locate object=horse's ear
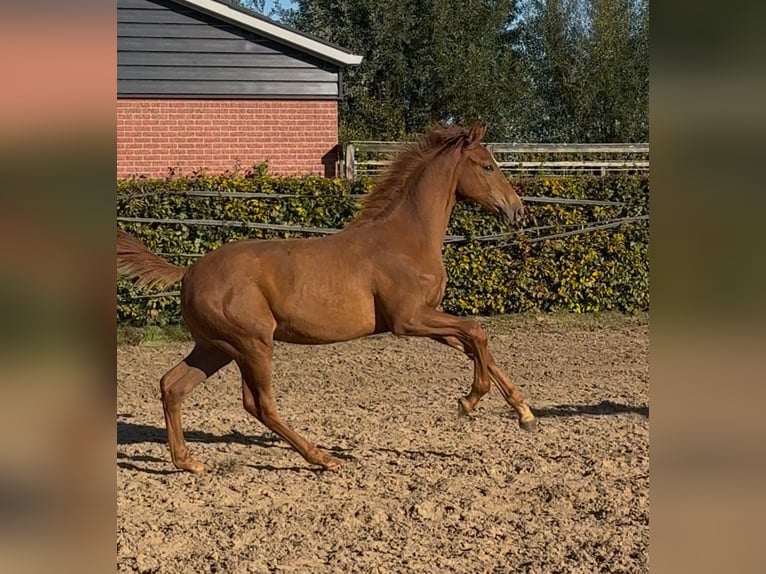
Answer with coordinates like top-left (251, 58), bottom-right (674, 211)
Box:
top-left (466, 122), bottom-right (488, 148)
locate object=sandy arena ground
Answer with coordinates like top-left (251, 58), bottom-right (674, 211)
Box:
top-left (117, 314), bottom-right (648, 573)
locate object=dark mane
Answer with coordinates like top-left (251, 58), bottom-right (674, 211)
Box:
top-left (347, 124), bottom-right (469, 227)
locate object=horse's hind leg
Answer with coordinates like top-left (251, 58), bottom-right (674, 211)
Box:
top-left (430, 334), bottom-right (536, 430)
top-left (160, 344), bottom-right (231, 472)
top-left (237, 339), bottom-right (343, 471)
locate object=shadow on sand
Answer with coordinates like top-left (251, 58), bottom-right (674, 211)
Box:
top-left (117, 421), bottom-right (285, 448)
top-left (533, 399), bottom-right (648, 418)
top-left (117, 421), bottom-right (356, 474)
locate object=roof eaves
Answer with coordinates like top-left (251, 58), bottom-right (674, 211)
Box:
top-left (169, 0), bottom-right (363, 67)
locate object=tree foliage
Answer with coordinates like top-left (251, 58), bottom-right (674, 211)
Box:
top-left (275, 1), bottom-right (521, 141)
top-left (514, 0), bottom-right (648, 141)
top-left (267, 0), bottom-right (648, 143)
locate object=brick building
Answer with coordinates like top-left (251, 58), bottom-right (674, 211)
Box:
top-left (117, 0), bottom-right (362, 178)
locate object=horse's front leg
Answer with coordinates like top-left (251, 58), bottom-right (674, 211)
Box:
top-left (430, 334), bottom-right (537, 431)
top-left (428, 335), bottom-right (488, 413)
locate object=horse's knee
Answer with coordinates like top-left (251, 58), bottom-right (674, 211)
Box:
top-left (464, 321), bottom-right (487, 347)
top-left (160, 372), bottom-right (178, 403)
top-left (161, 365), bottom-right (203, 405)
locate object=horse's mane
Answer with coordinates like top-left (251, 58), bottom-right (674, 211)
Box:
top-left (348, 124), bottom-right (477, 227)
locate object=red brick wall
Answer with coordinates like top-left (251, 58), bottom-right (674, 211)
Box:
top-left (116, 99), bottom-right (339, 178)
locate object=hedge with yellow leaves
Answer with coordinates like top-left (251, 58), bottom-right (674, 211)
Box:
top-left (117, 171), bottom-right (647, 325)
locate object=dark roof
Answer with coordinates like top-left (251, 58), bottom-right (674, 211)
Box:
top-left (170, 0), bottom-right (362, 66)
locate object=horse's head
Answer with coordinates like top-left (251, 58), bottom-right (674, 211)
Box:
top-left (455, 123), bottom-right (524, 225)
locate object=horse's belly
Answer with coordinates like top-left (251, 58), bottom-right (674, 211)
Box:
top-left (273, 307), bottom-right (378, 344)
top-left (270, 288), bottom-right (379, 344)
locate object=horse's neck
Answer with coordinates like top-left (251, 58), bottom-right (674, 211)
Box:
top-left (387, 151), bottom-right (460, 257)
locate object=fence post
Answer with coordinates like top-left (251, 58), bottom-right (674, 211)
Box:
top-left (344, 143), bottom-right (356, 180)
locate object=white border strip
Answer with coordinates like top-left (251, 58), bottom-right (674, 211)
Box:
top-left (173, 0), bottom-right (363, 66)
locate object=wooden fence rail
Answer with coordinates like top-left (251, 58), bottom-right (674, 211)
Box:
top-left (116, 214), bottom-right (648, 247)
top-left (116, 189), bottom-right (624, 207)
top-left (342, 142), bottom-right (649, 179)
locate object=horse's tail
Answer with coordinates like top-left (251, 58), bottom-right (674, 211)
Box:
top-left (116, 230), bottom-right (187, 290)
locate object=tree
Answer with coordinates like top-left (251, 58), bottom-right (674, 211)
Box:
top-left (514, 0), bottom-right (648, 142)
top-left (276, 0), bottom-right (648, 142)
top-left (581, 0), bottom-right (648, 141)
top-left (279, 1), bottom-right (523, 141)
top-left (514, 0), bottom-right (589, 141)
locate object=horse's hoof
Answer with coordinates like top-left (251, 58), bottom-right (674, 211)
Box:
top-left (519, 418), bottom-right (538, 432)
top-left (319, 454), bottom-right (343, 472)
top-left (174, 459), bottom-right (207, 473)
top-left (457, 398), bottom-right (473, 416)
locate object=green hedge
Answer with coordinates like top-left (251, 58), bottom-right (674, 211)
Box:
top-left (117, 170), bottom-right (648, 325)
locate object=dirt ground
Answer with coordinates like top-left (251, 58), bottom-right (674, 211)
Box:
top-left (117, 314), bottom-right (648, 573)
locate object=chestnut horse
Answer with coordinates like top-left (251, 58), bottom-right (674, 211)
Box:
top-left (117, 123), bottom-right (536, 473)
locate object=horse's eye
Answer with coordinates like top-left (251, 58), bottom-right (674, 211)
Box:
top-left (483, 164), bottom-right (494, 172)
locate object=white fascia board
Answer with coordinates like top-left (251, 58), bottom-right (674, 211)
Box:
top-left (172, 0), bottom-right (363, 67)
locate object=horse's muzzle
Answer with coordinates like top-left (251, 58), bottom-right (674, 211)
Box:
top-left (501, 202), bottom-right (525, 225)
